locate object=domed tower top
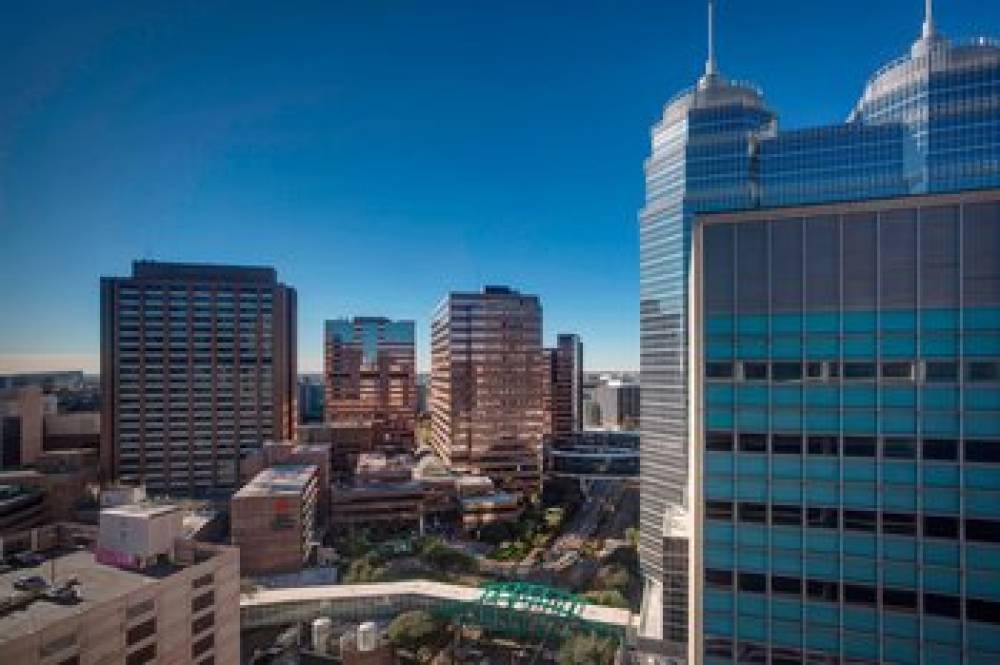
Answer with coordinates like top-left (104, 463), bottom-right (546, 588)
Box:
top-left (850, 0), bottom-right (1000, 124)
top-left (658, 0), bottom-right (772, 126)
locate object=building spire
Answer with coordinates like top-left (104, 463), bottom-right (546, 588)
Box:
top-left (922, 0), bottom-right (936, 39)
top-left (705, 0), bottom-right (718, 77)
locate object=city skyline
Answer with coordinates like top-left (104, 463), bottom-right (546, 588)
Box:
top-left (4, 1), bottom-right (999, 374)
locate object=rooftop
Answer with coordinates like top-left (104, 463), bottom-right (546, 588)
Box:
top-left (0, 549), bottom-right (181, 643)
top-left (235, 464), bottom-right (317, 498)
top-left (101, 503), bottom-right (178, 519)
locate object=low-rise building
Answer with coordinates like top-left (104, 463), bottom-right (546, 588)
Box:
top-left (231, 464), bottom-right (319, 575)
top-left (0, 510), bottom-right (240, 664)
top-left (0, 484), bottom-right (45, 535)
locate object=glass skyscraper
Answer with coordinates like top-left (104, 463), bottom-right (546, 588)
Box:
top-left (639, 3), bottom-right (1000, 663)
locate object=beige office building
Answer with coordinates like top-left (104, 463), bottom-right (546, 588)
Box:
top-left (429, 286), bottom-right (546, 496)
top-left (0, 511), bottom-right (240, 664)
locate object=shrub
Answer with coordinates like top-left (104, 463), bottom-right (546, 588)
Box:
top-left (582, 589), bottom-right (629, 609)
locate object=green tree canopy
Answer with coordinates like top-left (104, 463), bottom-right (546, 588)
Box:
top-left (387, 610), bottom-right (441, 651)
top-left (557, 633), bottom-right (617, 665)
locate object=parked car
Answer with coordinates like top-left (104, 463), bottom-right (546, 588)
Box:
top-left (13, 575), bottom-right (48, 591)
top-left (13, 551), bottom-right (45, 567)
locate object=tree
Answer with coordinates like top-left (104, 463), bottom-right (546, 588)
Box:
top-left (387, 610), bottom-right (441, 651)
top-left (557, 633), bottom-right (617, 665)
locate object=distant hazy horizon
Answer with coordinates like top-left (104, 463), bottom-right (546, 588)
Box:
top-left (0, 353), bottom-right (638, 376)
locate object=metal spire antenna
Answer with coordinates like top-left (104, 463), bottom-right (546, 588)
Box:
top-left (922, 0), bottom-right (936, 39)
top-left (705, 0), bottom-right (718, 77)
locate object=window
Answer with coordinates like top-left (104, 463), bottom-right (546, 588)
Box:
top-left (705, 225), bottom-right (735, 314)
top-left (843, 212), bottom-right (877, 308)
top-left (706, 432), bottom-right (734, 452)
top-left (844, 362), bottom-right (876, 379)
top-left (743, 362), bottom-right (768, 381)
top-left (771, 504), bottom-right (802, 526)
top-left (920, 206), bottom-right (960, 307)
top-left (772, 362), bottom-right (802, 382)
top-left (925, 593), bottom-right (961, 619)
top-left (844, 584), bottom-right (877, 607)
top-left (705, 637), bottom-right (733, 659)
top-left (738, 434), bottom-right (767, 453)
top-left (806, 215), bottom-right (840, 310)
top-left (805, 362), bottom-right (824, 380)
top-left (771, 435), bottom-right (802, 455)
top-left (924, 515), bottom-right (960, 539)
top-left (738, 572), bottom-right (766, 593)
top-left (738, 502), bottom-right (767, 524)
top-left (126, 644), bottom-right (156, 665)
top-left (880, 209), bottom-right (917, 307)
top-left (807, 507), bottom-right (839, 529)
top-left (967, 361), bottom-right (1000, 383)
top-left (925, 361), bottom-right (958, 382)
top-left (883, 512), bottom-right (917, 536)
top-left (771, 575), bottom-right (801, 596)
top-left (192, 573), bottom-right (214, 589)
top-left (883, 438), bottom-right (916, 459)
top-left (808, 436), bottom-right (839, 456)
top-left (772, 220), bottom-right (803, 312)
top-left (737, 223), bottom-right (769, 314)
top-left (192, 612), bottom-right (215, 635)
top-left (844, 510), bottom-right (876, 533)
top-left (883, 588), bottom-right (918, 612)
top-left (923, 439), bottom-right (958, 461)
top-left (966, 440), bottom-right (1000, 463)
top-left (192, 591), bottom-right (214, 613)
top-left (705, 569), bottom-right (733, 589)
top-left (967, 598), bottom-right (1000, 626)
top-left (963, 202), bottom-right (1000, 306)
top-left (706, 501), bottom-right (733, 521)
top-left (881, 362), bottom-right (914, 380)
top-left (706, 362), bottom-right (735, 379)
top-left (806, 579), bottom-right (839, 603)
top-left (844, 437), bottom-right (876, 457)
top-left (192, 634), bottom-right (214, 659)
top-left (966, 518), bottom-right (1000, 544)
top-left (126, 619), bottom-right (156, 646)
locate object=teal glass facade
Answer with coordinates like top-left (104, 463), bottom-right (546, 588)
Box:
top-left (700, 196), bottom-right (1000, 664)
top-left (639, 14), bottom-right (1000, 663)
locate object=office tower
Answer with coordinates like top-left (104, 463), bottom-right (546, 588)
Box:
top-left (298, 374), bottom-right (325, 424)
top-left (594, 379), bottom-right (640, 431)
top-left (545, 334), bottom-right (584, 442)
top-left (429, 286), bottom-right (546, 496)
top-left (639, 2), bottom-right (1000, 662)
top-left (0, 510), bottom-right (239, 664)
top-left (324, 317), bottom-right (417, 446)
top-left (101, 261), bottom-right (297, 493)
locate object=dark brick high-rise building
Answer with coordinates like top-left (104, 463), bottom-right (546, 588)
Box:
top-left (100, 261), bottom-right (297, 492)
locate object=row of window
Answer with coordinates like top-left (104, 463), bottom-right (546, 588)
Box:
top-left (704, 567), bottom-right (1000, 623)
top-left (706, 432), bottom-right (1000, 462)
top-left (706, 360), bottom-right (1000, 383)
top-left (705, 500), bottom-right (1000, 543)
top-left (705, 636), bottom-right (860, 665)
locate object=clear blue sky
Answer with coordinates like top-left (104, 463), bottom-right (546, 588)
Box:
top-left (1, 1), bottom-right (997, 373)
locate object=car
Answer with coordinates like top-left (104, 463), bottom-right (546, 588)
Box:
top-left (13, 575), bottom-right (48, 591)
top-left (13, 551), bottom-right (45, 567)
